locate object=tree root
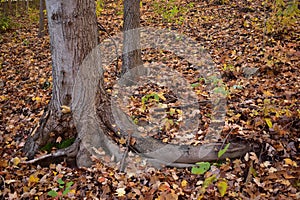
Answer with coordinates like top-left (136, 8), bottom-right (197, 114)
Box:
top-left (22, 138), bottom-right (80, 165)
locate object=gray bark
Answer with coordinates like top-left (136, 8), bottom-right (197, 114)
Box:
top-left (24, 0), bottom-right (99, 160)
top-left (121, 0), bottom-right (143, 84)
top-left (38, 0), bottom-right (45, 38)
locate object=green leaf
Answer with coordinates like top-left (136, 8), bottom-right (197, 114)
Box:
top-left (40, 143), bottom-right (54, 152)
top-left (203, 174), bottom-right (217, 188)
top-left (217, 180), bottom-right (228, 197)
top-left (265, 118), bottom-right (273, 128)
top-left (213, 86), bottom-right (228, 95)
top-left (141, 95), bottom-right (148, 104)
top-left (191, 83), bottom-right (200, 88)
top-left (62, 188), bottom-right (70, 196)
top-left (250, 165), bottom-right (258, 177)
top-left (48, 190), bottom-right (58, 197)
top-left (218, 143), bottom-right (230, 158)
top-left (66, 181), bottom-right (74, 188)
top-left (57, 178), bottom-right (65, 185)
top-left (57, 138), bottom-right (75, 149)
top-left (153, 93), bottom-right (159, 101)
top-left (191, 162), bottom-right (211, 174)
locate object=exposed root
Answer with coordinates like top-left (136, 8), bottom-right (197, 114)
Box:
top-left (22, 138), bottom-right (80, 165)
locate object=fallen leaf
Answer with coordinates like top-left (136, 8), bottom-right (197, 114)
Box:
top-left (217, 180), bottom-right (228, 197)
top-left (115, 187), bottom-right (126, 197)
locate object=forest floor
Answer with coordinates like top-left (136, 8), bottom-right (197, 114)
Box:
top-left (0, 0), bottom-right (299, 199)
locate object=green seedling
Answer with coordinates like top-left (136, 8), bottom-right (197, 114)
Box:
top-left (192, 143), bottom-right (231, 197)
top-left (48, 178), bottom-right (74, 199)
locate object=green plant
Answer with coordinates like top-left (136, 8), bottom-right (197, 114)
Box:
top-left (41, 138), bottom-right (76, 152)
top-left (191, 162), bottom-right (211, 175)
top-left (48, 178), bottom-right (74, 199)
top-left (28, 7), bottom-right (39, 23)
top-left (141, 92), bottom-right (165, 112)
top-left (206, 75), bottom-right (229, 97)
top-left (0, 14), bottom-right (12, 32)
top-left (152, 0), bottom-right (194, 24)
top-left (191, 143), bottom-right (231, 197)
top-left (191, 143), bottom-right (230, 175)
top-left (222, 63), bottom-right (235, 72)
top-left (266, 0), bottom-right (299, 34)
top-left (96, 0), bottom-right (104, 17)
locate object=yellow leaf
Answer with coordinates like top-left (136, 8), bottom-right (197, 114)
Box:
top-left (217, 180), bottom-right (228, 197)
top-left (32, 97), bottom-right (42, 102)
top-left (119, 137), bottom-right (127, 145)
top-left (284, 158), bottom-right (297, 167)
top-left (12, 157), bottom-right (20, 166)
top-left (69, 189), bottom-right (76, 194)
top-left (0, 95), bottom-right (7, 101)
top-left (61, 105), bottom-right (71, 114)
top-left (265, 118), bottom-right (273, 128)
top-left (169, 108), bottom-right (176, 116)
top-left (243, 20), bottom-right (250, 27)
top-left (157, 92), bottom-right (166, 101)
top-left (263, 90), bottom-right (273, 97)
top-left (29, 174), bottom-right (39, 184)
top-left (159, 103), bottom-right (168, 109)
top-left (176, 109), bottom-right (182, 115)
top-left (181, 180), bottom-right (188, 187)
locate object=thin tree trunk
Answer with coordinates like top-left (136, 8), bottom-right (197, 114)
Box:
top-left (121, 0), bottom-right (143, 84)
top-left (38, 0), bottom-right (45, 38)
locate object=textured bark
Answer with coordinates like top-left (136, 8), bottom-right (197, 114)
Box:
top-left (121, 0), bottom-right (143, 82)
top-left (38, 0), bottom-right (45, 38)
top-left (24, 0), bottom-right (98, 160)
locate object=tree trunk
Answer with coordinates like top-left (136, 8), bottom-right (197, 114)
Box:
top-left (24, 0), bottom-right (99, 160)
top-left (121, 0), bottom-right (143, 84)
top-left (38, 0), bottom-right (45, 38)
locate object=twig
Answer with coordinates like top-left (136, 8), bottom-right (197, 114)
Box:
top-left (0, 175), bottom-right (5, 190)
top-left (97, 22), bottom-right (119, 77)
top-left (245, 160), bottom-right (253, 184)
top-left (119, 132), bottom-right (132, 172)
top-left (22, 150), bottom-right (67, 164)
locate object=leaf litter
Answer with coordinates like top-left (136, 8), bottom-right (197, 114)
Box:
top-left (0, 0), bottom-right (299, 199)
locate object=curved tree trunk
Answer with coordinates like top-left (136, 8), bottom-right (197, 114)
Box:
top-left (24, 0), bottom-right (254, 169)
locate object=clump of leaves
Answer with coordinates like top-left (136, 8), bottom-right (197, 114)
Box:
top-left (48, 178), bottom-right (74, 199)
top-left (0, 13), bottom-right (12, 32)
top-left (28, 8), bottom-right (39, 23)
top-left (152, 0), bottom-right (194, 24)
top-left (96, 0), bottom-right (105, 17)
top-left (266, 0), bottom-right (299, 34)
top-left (141, 92), bottom-right (165, 112)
